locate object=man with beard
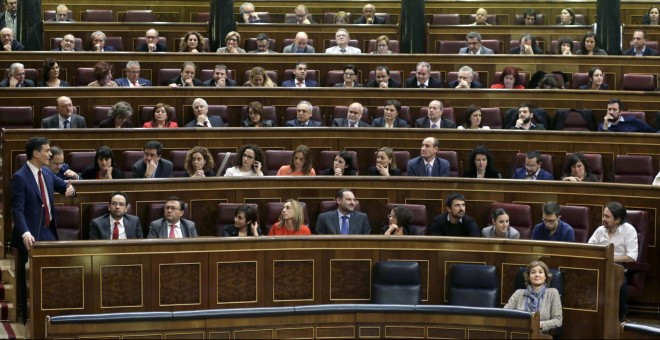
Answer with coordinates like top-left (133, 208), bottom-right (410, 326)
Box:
top-left (89, 192), bottom-right (143, 239)
top-left (429, 193), bottom-right (479, 236)
top-left (512, 150), bottom-right (554, 180)
top-left (315, 189), bottom-right (371, 234)
top-left (511, 103), bottom-right (545, 130)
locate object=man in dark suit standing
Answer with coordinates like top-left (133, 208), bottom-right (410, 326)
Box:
top-left (0, 63), bottom-right (34, 87)
top-left (89, 192), bottom-right (143, 239)
top-left (404, 61), bottom-right (442, 88)
top-left (623, 30), bottom-right (659, 56)
top-left (148, 197), bottom-right (198, 238)
top-left (332, 102), bottom-right (370, 127)
top-left (316, 189), bottom-right (371, 235)
top-left (285, 100), bottom-right (322, 127)
top-left (407, 137), bottom-right (450, 177)
top-left (414, 100), bottom-right (456, 129)
top-left (355, 4), bottom-right (386, 24)
top-left (89, 31), bottom-right (118, 52)
top-left (114, 61), bottom-right (152, 87)
top-left (281, 62), bottom-right (318, 88)
top-left (185, 98), bottom-right (224, 127)
top-left (135, 29), bottom-right (167, 52)
top-left (365, 65), bottom-right (401, 88)
top-left (131, 140), bottom-right (174, 178)
top-left (202, 64), bottom-right (237, 87)
top-left (41, 96), bottom-right (87, 128)
top-left (12, 137), bottom-right (76, 321)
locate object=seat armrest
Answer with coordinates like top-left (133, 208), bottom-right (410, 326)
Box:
top-left (622, 261), bottom-right (650, 272)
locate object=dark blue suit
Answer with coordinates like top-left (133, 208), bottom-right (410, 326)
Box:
top-left (114, 77), bottom-right (152, 87)
top-left (281, 79), bottom-right (318, 87)
top-left (315, 210), bottom-right (371, 234)
top-left (407, 156), bottom-right (450, 177)
top-left (185, 115), bottom-right (224, 127)
top-left (512, 167), bottom-right (554, 180)
top-left (372, 117), bottom-right (409, 127)
top-left (285, 119), bottom-right (322, 127)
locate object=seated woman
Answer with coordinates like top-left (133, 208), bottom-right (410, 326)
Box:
top-left (182, 146), bottom-right (215, 177)
top-left (80, 145), bottom-right (124, 179)
top-left (222, 205), bottom-right (261, 237)
top-left (482, 208), bottom-right (520, 238)
top-left (244, 66), bottom-right (277, 87)
top-left (458, 105), bottom-right (491, 130)
top-left (241, 101), bottom-right (275, 127)
top-left (558, 8), bottom-right (575, 25)
top-left (277, 144), bottom-right (316, 176)
top-left (37, 58), bottom-right (69, 87)
top-left (372, 99), bottom-right (409, 128)
top-left (268, 199), bottom-right (312, 236)
top-left (143, 103), bottom-right (178, 128)
top-left (490, 66), bottom-right (525, 89)
top-left (334, 11), bottom-right (349, 24)
top-left (367, 147), bottom-right (401, 176)
top-left (87, 61), bottom-right (118, 87)
top-left (579, 66), bottom-right (608, 90)
top-left (463, 146), bottom-right (501, 178)
top-left (320, 151), bottom-right (358, 176)
top-left (334, 64), bottom-right (363, 88)
top-left (642, 7), bottom-right (659, 25)
top-left (383, 205), bottom-right (413, 235)
top-left (179, 31), bottom-right (207, 52)
top-left (536, 73), bottom-right (565, 89)
top-left (224, 144), bottom-right (265, 176)
top-left (575, 32), bottom-right (607, 55)
top-left (169, 62), bottom-right (202, 88)
top-left (504, 260), bottom-right (563, 333)
top-left (371, 35), bottom-right (396, 54)
top-left (561, 153), bottom-right (598, 182)
top-left (216, 31), bottom-right (246, 53)
top-left (99, 101), bottom-right (134, 128)
top-left (555, 36), bottom-right (575, 55)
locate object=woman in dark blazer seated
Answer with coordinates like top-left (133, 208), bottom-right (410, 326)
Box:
top-left (222, 205), bottom-right (262, 237)
top-left (383, 206), bottom-right (413, 235)
top-left (37, 58), bottom-right (70, 87)
top-left (320, 151), bottom-right (358, 176)
top-left (182, 146), bottom-right (215, 177)
top-left (80, 146), bottom-right (125, 179)
top-left (367, 147), bottom-right (401, 176)
top-left (462, 146), bottom-right (501, 178)
top-left (98, 101), bottom-right (134, 128)
top-left (333, 64), bottom-right (363, 88)
top-left (372, 99), bottom-right (410, 128)
top-left (241, 101), bottom-right (275, 127)
top-left (561, 153), bottom-right (598, 182)
top-left (578, 66), bottom-right (608, 90)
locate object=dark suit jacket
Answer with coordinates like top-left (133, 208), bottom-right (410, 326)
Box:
top-left (414, 117), bottom-right (456, 129)
top-left (366, 166), bottom-right (402, 176)
top-left (241, 119), bottom-right (275, 127)
top-left (51, 47), bottom-right (81, 51)
top-left (333, 82), bottom-right (363, 87)
top-left (2, 40), bottom-right (26, 51)
top-left (315, 210), bottom-right (371, 234)
top-left (114, 77), bottom-right (152, 87)
top-left (41, 114), bottom-right (87, 128)
top-left (281, 79), bottom-right (318, 87)
top-left (45, 18), bottom-right (76, 22)
top-left (365, 78), bottom-right (401, 88)
top-left (372, 117), bottom-right (409, 127)
top-left (403, 76), bottom-right (443, 88)
top-left (508, 46), bottom-right (544, 54)
top-left (89, 213), bottom-right (143, 239)
top-left (332, 118), bottom-right (370, 127)
top-left (98, 118), bottom-right (133, 128)
top-left (512, 167), bottom-right (554, 180)
top-left (136, 43), bottom-right (167, 52)
top-left (170, 76), bottom-right (203, 87)
top-left (148, 218), bottom-right (198, 238)
top-left (579, 83), bottom-right (609, 90)
top-left (202, 78), bottom-right (237, 87)
top-left (282, 43), bottom-right (315, 53)
top-left (447, 80), bottom-right (483, 88)
top-left (355, 16), bottom-right (386, 24)
top-left (89, 45), bottom-right (117, 52)
top-left (0, 78), bottom-right (34, 87)
top-left (37, 80), bottom-right (70, 87)
top-left (407, 156), bottom-right (450, 177)
top-left (623, 47), bottom-right (659, 56)
top-left (285, 119), bottom-right (322, 127)
top-left (131, 158), bottom-right (174, 178)
top-left (80, 166), bottom-right (125, 179)
top-left (185, 115), bottom-right (224, 127)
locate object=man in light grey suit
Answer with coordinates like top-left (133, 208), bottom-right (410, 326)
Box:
top-left (458, 32), bottom-right (494, 55)
top-left (89, 192), bottom-right (143, 239)
top-left (41, 96), bottom-right (87, 128)
top-left (316, 189), bottom-right (371, 235)
top-left (282, 32), bottom-right (315, 53)
top-left (148, 196), bottom-right (198, 238)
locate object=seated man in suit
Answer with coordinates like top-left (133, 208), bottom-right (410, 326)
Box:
top-left (283, 32), bottom-right (315, 53)
top-left (407, 137), bottom-right (450, 177)
top-left (459, 31), bottom-right (495, 55)
top-left (623, 30), bottom-right (659, 56)
top-left (282, 62), bottom-right (317, 87)
top-left (285, 100), bottom-right (322, 127)
top-left (531, 201), bottom-right (575, 242)
top-left (512, 150), bottom-right (554, 180)
top-left (0, 27), bottom-right (25, 51)
top-left (53, 34), bottom-right (80, 51)
top-left (316, 189), bottom-right (371, 234)
top-left (332, 102), bottom-right (369, 127)
top-left (240, 2), bottom-right (266, 23)
top-left (404, 61), bottom-right (442, 88)
top-left (248, 33), bottom-right (278, 53)
top-left (203, 64), bottom-right (237, 87)
top-left (46, 4), bottom-right (75, 22)
top-left (365, 65), bottom-right (401, 88)
top-left (131, 140), bottom-right (174, 178)
top-left (285, 4), bottom-right (314, 24)
top-left (325, 28), bottom-right (361, 54)
top-left (430, 193), bottom-right (480, 236)
top-left (89, 192), bottom-right (143, 240)
top-left (415, 100), bottom-right (456, 128)
top-left (89, 31), bottom-right (117, 52)
top-left (509, 34), bottom-right (544, 54)
top-left (0, 62), bottom-right (34, 87)
top-left (136, 29), bottom-right (167, 52)
top-left (448, 66), bottom-right (483, 88)
top-left (114, 61), bottom-right (152, 87)
top-left (48, 146), bottom-right (79, 180)
top-left (185, 98), bottom-right (224, 127)
top-left (148, 196), bottom-right (198, 238)
top-left (598, 98), bottom-right (656, 132)
top-left (355, 4), bottom-right (385, 24)
top-left (41, 96), bottom-right (86, 128)
top-left (510, 103), bottom-right (545, 130)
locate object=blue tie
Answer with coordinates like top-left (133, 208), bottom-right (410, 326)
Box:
top-left (63, 120), bottom-right (70, 129)
top-left (340, 215), bottom-right (349, 235)
top-left (426, 163), bottom-right (432, 177)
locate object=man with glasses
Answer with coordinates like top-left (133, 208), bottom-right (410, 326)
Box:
top-left (512, 151), bottom-right (554, 180)
top-left (185, 97), bottom-right (224, 127)
top-left (531, 202), bottom-right (575, 242)
top-left (285, 4), bottom-right (314, 24)
top-left (148, 196), bottom-right (198, 238)
top-left (0, 62), bottom-right (33, 87)
top-left (282, 62), bottom-right (317, 87)
top-left (283, 31), bottom-right (315, 53)
top-left (52, 33), bottom-right (79, 51)
top-left (248, 33), bottom-right (278, 53)
top-left (459, 32), bottom-right (494, 55)
top-left (240, 2), bottom-right (265, 23)
top-left (365, 65), bottom-right (401, 88)
top-left (46, 4), bottom-right (75, 22)
top-left (355, 4), bottom-right (385, 24)
top-left (285, 100), bottom-right (322, 127)
top-left (115, 61), bottom-right (152, 87)
top-left (89, 192), bottom-right (143, 240)
top-left (404, 61), bottom-right (442, 88)
top-left (0, 27), bottom-right (24, 51)
top-left (0, 0), bottom-right (18, 32)
top-left (136, 29), bottom-right (166, 52)
top-left (325, 28), bottom-right (361, 54)
top-left (203, 64), bottom-right (237, 87)
top-left (89, 31), bottom-right (117, 52)
top-left (333, 64), bottom-right (362, 87)
top-left (131, 140), bottom-right (174, 178)
top-left (332, 102), bottom-right (369, 127)
top-left (48, 146), bottom-right (79, 180)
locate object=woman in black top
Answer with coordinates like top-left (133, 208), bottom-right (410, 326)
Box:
top-left (222, 205), bottom-right (262, 237)
top-left (463, 146), bottom-right (501, 178)
top-left (367, 147), bottom-right (401, 176)
top-left (80, 146), bottom-right (124, 179)
top-left (320, 151), bottom-right (358, 176)
top-left (561, 153), bottom-right (598, 182)
top-left (241, 101), bottom-right (275, 127)
top-left (383, 206), bottom-right (413, 235)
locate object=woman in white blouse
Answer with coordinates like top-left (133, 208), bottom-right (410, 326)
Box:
top-left (224, 144), bottom-right (265, 177)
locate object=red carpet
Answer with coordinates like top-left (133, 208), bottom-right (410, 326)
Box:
top-left (0, 321), bottom-right (16, 339)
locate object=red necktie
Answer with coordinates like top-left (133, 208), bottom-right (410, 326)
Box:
top-left (297, 81), bottom-right (302, 87)
top-left (169, 224), bottom-right (177, 238)
top-left (112, 221), bottom-right (119, 239)
top-left (132, 81), bottom-right (139, 87)
top-left (37, 170), bottom-right (51, 226)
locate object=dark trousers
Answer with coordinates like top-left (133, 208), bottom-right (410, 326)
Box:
top-left (620, 274), bottom-right (629, 322)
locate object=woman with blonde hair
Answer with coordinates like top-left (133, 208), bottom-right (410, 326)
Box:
top-left (367, 147), bottom-right (400, 176)
top-left (277, 145), bottom-right (316, 176)
top-left (182, 146), bottom-right (215, 177)
top-left (268, 199), bottom-right (312, 235)
top-left (216, 31), bottom-right (246, 53)
top-left (371, 35), bottom-right (395, 54)
top-left (244, 66), bottom-right (277, 87)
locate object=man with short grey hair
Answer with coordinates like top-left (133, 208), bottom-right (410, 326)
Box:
top-left (404, 61), bottom-right (442, 88)
top-left (285, 100), bottom-right (322, 127)
top-left (459, 32), bottom-right (494, 55)
top-left (240, 2), bottom-right (265, 23)
top-left (0, 27), bottom-right (24, 51)
top-left (136, 28), bottom-right (166, 52)
top-left (89, 31), bottom-right (117, 51)
top-left (115, 61), bottom-right (152, 87)
top-left (447, 66), bottom-right (483, 88)
top-left (0, 62), bottom-right (33, 87)
top-left (185, 98), bottom-right (224, 127)
top-left (325, 28), bottom-right (361, 54)
top-left (332, 102), bottom-right (369, 127)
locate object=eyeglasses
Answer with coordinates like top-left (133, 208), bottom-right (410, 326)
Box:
top-left (164, 206), bottom-right (182, 211)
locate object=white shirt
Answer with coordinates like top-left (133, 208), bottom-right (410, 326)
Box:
top-left (325, 46), bottom-right (361, 54)
top-left (224, 166), bottom-right (263, 177)
top-left (588, 222), bottom-right (638, 261)
top-left (58, 115), bottom-right (72, 128)
top-left (108, 216), bottom-right (126, 239)
top-left (653, 171), bottom-right (660, 186)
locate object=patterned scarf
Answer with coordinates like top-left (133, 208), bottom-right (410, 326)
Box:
top-left (524, 284), bottom-right (546, 312)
